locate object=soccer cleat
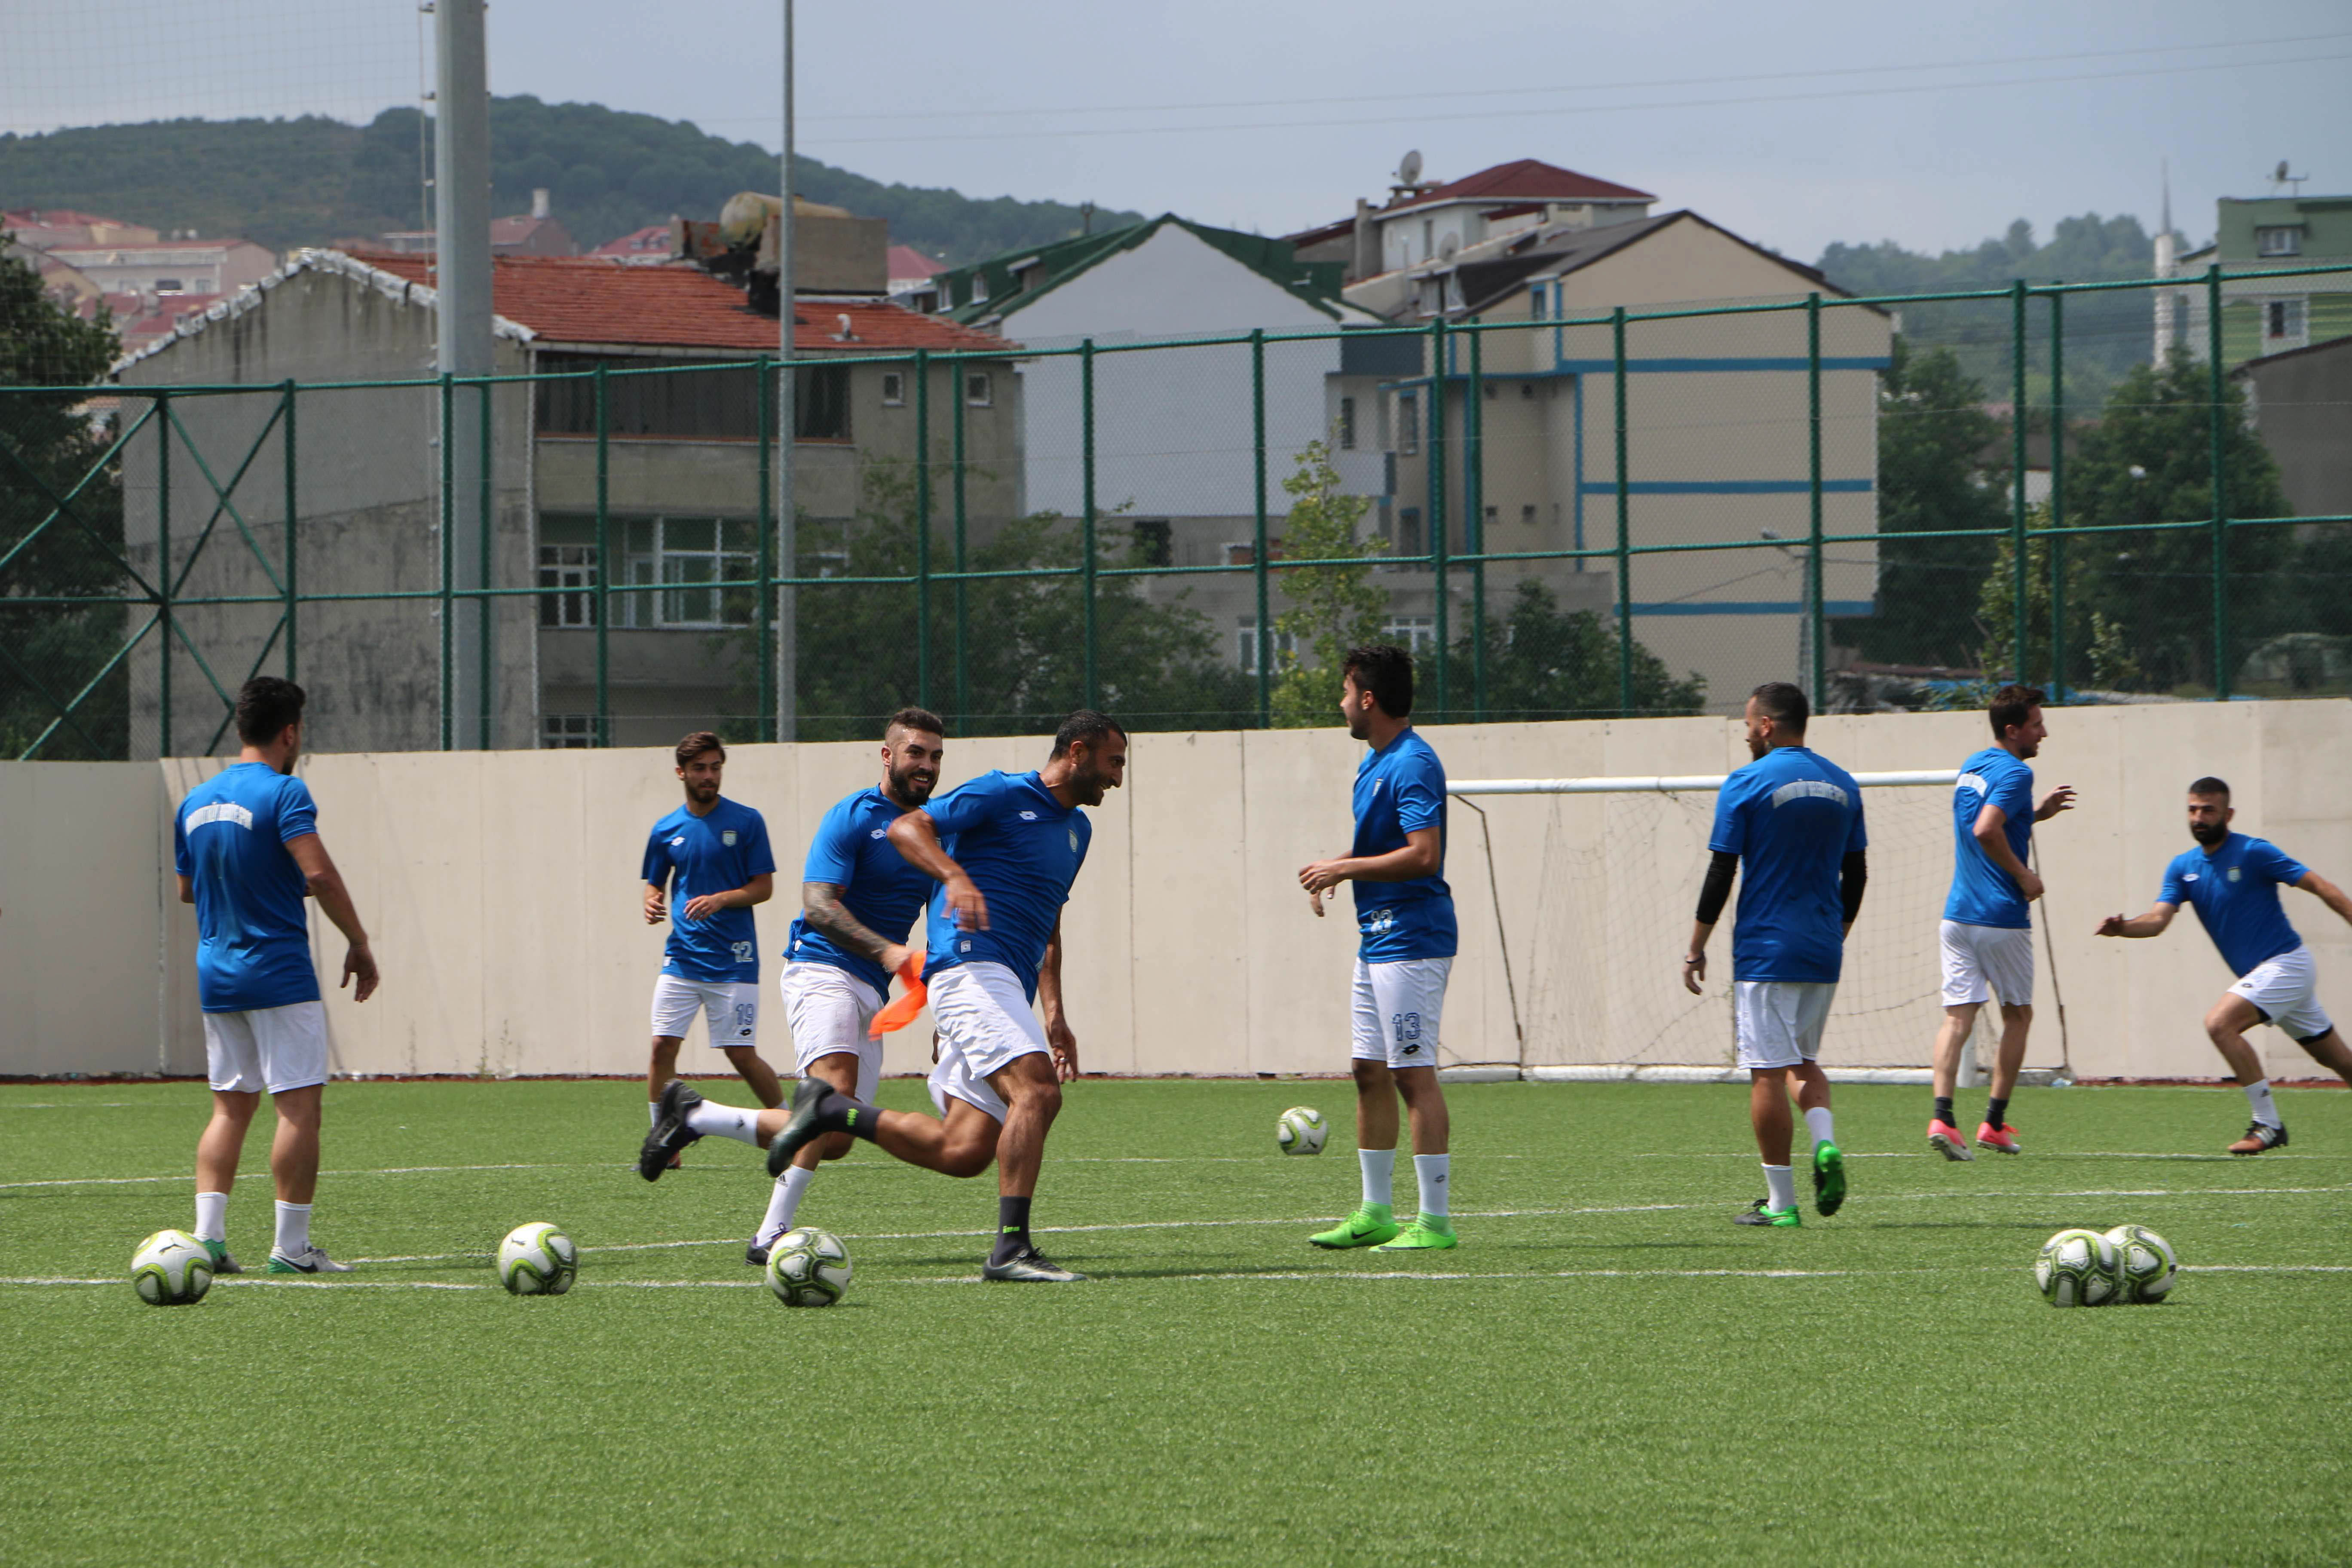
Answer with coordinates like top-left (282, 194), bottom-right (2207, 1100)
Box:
top-left (266, 1246), bottom-right (353, 1274)
top-left (1975, 1121), bottom-right (2022, 1155)
top-left (764, 1076), bottom-right (836, 1178)
top-left (1308, 1204), bottom-right (1401, 1250)
top-left (2229, 1121), bottom-right (2289, 1155)
top-left (1927, 1119), bottom-right (1975, 1161)
top-left (637, 1078), bottom-right (704, 1182)
top-left (745, 1238), bottom-right (771, 1268)
top-left (200, 1238), bottom-right (243, 1275)
top-left (1734, 1198), bottom-right (1801, 1228)
top-left (1371, 1214), bottom-right (1458, 1251)
top-left (981, 1246), bottom-right (1087, 1283)
top-left (1811, 1140), bottom-right (1847, 1217)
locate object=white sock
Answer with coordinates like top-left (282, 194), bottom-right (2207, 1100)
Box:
top-left (1359, 1148), bottom-right (1396, 1209)
top-left (273, 1200), bottom-right (312, 1257)
top-left (2244, 1078), bottom-right (2282, 1129)
top-left (760, 1165), bottom-right (817, 1244)
top-left (648, 1102), bottom-right (660, 1127)
top-left (194, 1191), bottom-right (228, 1243)
top-left (1804, 1106), bottom-right (1836, 1148)
top-left (1762, 1164), bottom-right (1797, 1211)
top-left (686, 1101), bottom-right (760, 1145)
top-left (1413, 1153), bottom-right (1451, 1218)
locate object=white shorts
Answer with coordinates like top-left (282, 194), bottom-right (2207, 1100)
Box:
top-left (649, 973), bottom-right (761, 1048)
top-left (2230, 945), bottom-right (2334, 1042)
top-left (1350, 956), bottom-right (1452, 1069)
top-left (1734, 980), bottom-right (1836, 1070)
top-left (203, 1000), bottom-right (329, 1095)
top-left (923, 962), bottom-right (1047, 1124)
top-left (779, 961), bottom-right (884, 1102)
top-left (1940, 920), bottom-right (2035, 1008)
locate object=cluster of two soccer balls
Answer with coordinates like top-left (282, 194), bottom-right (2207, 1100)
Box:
top-left (498, 1221), bottom-right (851, 1307)
top-left (2035, 1225), bottom-right (2177, 1308)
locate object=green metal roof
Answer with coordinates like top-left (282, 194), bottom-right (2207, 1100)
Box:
top-left (928, 214), bottom-right (1351, 325)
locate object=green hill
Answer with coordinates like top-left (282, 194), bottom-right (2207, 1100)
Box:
top-left (0, 96), bottom-right (1140, 268)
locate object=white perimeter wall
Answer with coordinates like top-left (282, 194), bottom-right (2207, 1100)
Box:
top-left (5, 700), bottom-right (2350, 1083)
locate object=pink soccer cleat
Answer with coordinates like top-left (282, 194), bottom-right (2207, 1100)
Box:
top-left (1974, 1121), bottom-right (2022, 1155)
top-left (1927, 1118), bottom-right (1974, 1161)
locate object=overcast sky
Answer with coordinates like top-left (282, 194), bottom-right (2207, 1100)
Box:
top-left (5, 0), bottom-right (2347, 260)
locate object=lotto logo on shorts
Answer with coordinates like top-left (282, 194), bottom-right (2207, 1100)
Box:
top-left (1393, 1012), bottom-right (1422, 1057)
top-left (732, 1003), bottom-right (755, 1037)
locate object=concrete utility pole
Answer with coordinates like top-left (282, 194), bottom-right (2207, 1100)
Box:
top-left (775, 0), bottom-right (798, 743)
top-left (435, 0), bottom-right (493, 748)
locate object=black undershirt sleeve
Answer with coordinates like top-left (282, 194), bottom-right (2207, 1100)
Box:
top-left (1841, 849), bottom-right (1868, 925)
top-left (1694, 850), bottom-right (1738, 926)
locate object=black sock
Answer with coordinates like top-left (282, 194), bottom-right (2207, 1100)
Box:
top-left (1933, 1095), bottom-right (1955, 1126)
top-left (1985, 1096), bottom-right (2009, 1132)
top-left (990, 1195), bottom-right (1032, 1263)
top-left (818, 1090), bottom-right (885, 1142)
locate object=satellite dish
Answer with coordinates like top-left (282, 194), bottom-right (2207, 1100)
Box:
top-left (1438, 233), bottom-right (1459, 261)
top-left (2275, 160), bottom-right (2291, 184)
top-left (1399, 149), bottom-right (1424, 187)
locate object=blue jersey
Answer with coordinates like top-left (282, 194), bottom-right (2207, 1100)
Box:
top-left (1709, 746), bottom-right (1868, 984)
top-left (920, 770), bottom-right (1092, 1002)
top-left (641, 797), bottom-right (775, 983)
top-left (2159, 833), bottom-right (2309, 978)
top-left (786, 785), bottom-right (935, 995)
top-left (1351, 728), bottom-right (1457, 962)
top-left (173, 762), bottom-right (322, 1013)
top-left (1945, 746), bottom-right (2036, 928)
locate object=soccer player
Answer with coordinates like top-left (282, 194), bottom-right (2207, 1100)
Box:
top-left (741, 707), bottom-right (943, 1265)
top-left (175, 677), bottom-right (379, 1275)
top-left (1297, 645), bottom-right (1459, 1254)
top-left (647, 711), bottom-right (1126, 1283)
top-left (1928, 683), bottom-right (2075, 1159)
top-left (638, 732), bottom-right (778, 1166)
top-left (2095, 776), bottom-right (2352, 1153)
top-left (1683, 682), bottom-right (1867, 1228)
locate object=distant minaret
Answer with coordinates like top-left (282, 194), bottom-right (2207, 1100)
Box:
top-left (2152, 159), bottom-right (2178, 363)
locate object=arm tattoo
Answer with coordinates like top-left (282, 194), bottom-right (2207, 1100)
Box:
top-left (801, 881), bottom-right (897, 965)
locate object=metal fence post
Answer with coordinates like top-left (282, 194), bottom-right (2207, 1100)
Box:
top-left (1081, 337), bottom-right (1099, 711)
top-left (439, 371), bottom-right (454, 751)
top-left (1251, 328), bottom-right (1270, 728)
top-left (282, 380), bottom-right (297, 681)
top-left (594, 361), bottom-right (611, 745)
top-left (1612, 306), bottom-right (1632, 717)
top-left (757, 357), bottom-right (775, 741)
top-left (156, 388), bottom-right (171, 756)
top-left (2207, 262), bottom-right (2230, 700)
top-left (1806, 292), bottom-right (1825, 701)
top-left (1467, 325), bottom-right (1485, 721)
top-left (2049, 285), bottom-right (2067, 703)
top-left (478, 377), bottom-right (493, 749)
top-left (1428, 316), bottom-right (1449, 722)
top-left (914, 349), bottom-right (932, 712)
top-left (952, 364), bottom-right (969, 735)
top-left (2010, 281), bottom-right (2029, 684)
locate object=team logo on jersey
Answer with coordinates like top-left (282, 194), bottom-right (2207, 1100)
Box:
top-left (870, 827), bottom-right (888, 839)
top-left (2229, 867), bottom-right (2242, 882)
top-left (670, 836), bottom-right (685, 847)
top-left (2184, 872), bottom-right (2201, 882)
top-left (1069, 827), bottom-right (1080, 854)
top-left (1019, 810), bottom-right (1038, 821)
top-left (722, 830), bottom-right (738, 846)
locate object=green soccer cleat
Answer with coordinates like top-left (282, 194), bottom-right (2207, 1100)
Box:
top-left (1371, 1214), bottom-right (1458, 1252)
top-left (1812, 1140), bottom-right (1847, 1218)
top-left (1734, 1199), bottom-right (1801, 1228)
top-left (1308, 1204), bottom-right (1400, 1250)
top-left (201, 1238), bottom-right (243, 1275)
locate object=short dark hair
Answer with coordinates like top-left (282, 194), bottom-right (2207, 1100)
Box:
top-left (1342, 644), bottom-right (1415, 718)
top-left (883, 706), bottom-right (945, 740)
top-left (675, 731), bottom-right (726, 767)
top-left (1050, 709), bottom-right (1125, 759)
top-left (1748, 681), bottom-right (1809, 732)
top-left (1988, 683), bottom-right (2045, 739)
top-left (2187, 775), bottom-right (2231, 802)
top-left (234, 676), bottom-right (307, 746)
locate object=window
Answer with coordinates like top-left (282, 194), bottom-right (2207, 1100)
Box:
top-left (155, 277), bottom-right (184, 294)
top-left (1385, 616), bottom-right (1436, 655)
top-left (1398, 391), bottom-right (1419, 456)
top-left (1520, 504), bottom-right (1537, 526)
top-left (588, 516), bottom-right (760, 629)
top-left (965, 371), bottom-right (993, 407)
top-left (971, 273), bottom-right (989, 303)
top-left (2266, 297), bottom-right (2306, 341)
top-left (1483, 505), bottom-right (1498, 526)
top-left (2256, 227), bottom-right (2302, 257)
top-left (538, 542), bottom-right (598, 628)
top-left (1421, 219), bottom-right (1433, 260)
top-left (1131, 519), bottom-right (1172, 567)
top-left (1236, 617), bottom-right (1299, 674)
top-left (1519, 382), bottom-right (1537, 400)
top-left (542, 713), bottom-right (597, 748)
top-left (1483, 381), bottom-right (1500, 399)
top-left (1397, 507), bottom-right (1424, 557)
top-left (1337, 395), bottom-right (1357, 450)
top-left (533, 355), bottom-right (847, 442)
top-left (880, 371), bottom-right (906, 407)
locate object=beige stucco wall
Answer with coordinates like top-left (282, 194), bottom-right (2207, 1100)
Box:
top-left (7, 700), bottom-right (2349, 1082)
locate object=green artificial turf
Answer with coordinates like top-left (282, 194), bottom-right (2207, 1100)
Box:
top-left (3, 1078), bottom-right (2348, 1566)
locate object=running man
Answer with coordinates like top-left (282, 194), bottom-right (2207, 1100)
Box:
top-left (1298, 644), bottom-right (1459, 1254)
top-left (2096, 776), bottom-right (2352, 1153)
top-left (1929, 683), bottom-right (2075, 1159)
top-left (1683, 682), bottom-right (1868, 1228)
top-left (741, 707), bottom-right (943, 1265)
top-left (638, 732), bottom-right (778, 1167)
top-left (647, 711), bottom-right (1126, 1283)
top-left (175, 676), bottom-right (379, 1275)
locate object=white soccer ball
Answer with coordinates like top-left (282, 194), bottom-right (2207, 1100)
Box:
top-left (2103, 1224), bottom-right (2177, 1304)
top-left (497, 1222), bottom-right (578, 1296)
top-left (1276, 1106), bottom-right (1328, 1156)
top-left (132, 1228), bottom-right (214, 1307)
top-left (2034, 1227), bottom-right (2121, 1307)
top-left (765, 1227), bottom-right (852, 1307)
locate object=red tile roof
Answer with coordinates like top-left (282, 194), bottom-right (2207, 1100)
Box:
top-left (886, 243), bottom-right (944, 283)
top-left (1387, 159), bottom-right (1655, 214)
top-left (591, 225), bottom-right (671, 257)
top-left (355, 252), bottom-right (1011, 353)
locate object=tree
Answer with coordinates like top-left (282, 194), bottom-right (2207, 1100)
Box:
top-left (0, 239), bottom-right (128, 758)
top-left (1444, 579), bottom-right (1705, 720)
top-left (1268, 443), bottom-right (1388, 728)
top-left (1972, 504), bottom-right (2141, 693)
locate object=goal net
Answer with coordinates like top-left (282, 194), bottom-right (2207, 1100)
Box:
top-left (1449, 771), bottom-right (2052, 1076)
